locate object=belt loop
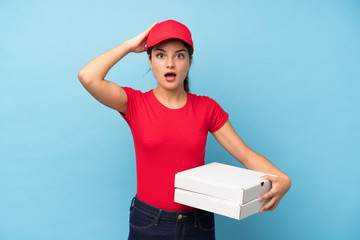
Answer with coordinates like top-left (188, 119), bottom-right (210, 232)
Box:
top-left (129, 196), bottom-right (136, 211)
top-left (154, 209), bottom-right (163, 226)
top-left (193, 209), bottom-right (198, 228)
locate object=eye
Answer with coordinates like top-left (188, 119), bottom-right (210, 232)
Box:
top-left (156, 53), bottom-right (165, 58)
top-left (176, 53), bottom-right (185, 59)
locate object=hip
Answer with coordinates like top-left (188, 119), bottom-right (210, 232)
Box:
top-left (128, 195), bottom-right (216, 240)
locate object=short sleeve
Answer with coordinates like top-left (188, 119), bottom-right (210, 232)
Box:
top-left (208, 98), bottom-right (229, 133)
top-left (118, 86), bottom-right (139, 127)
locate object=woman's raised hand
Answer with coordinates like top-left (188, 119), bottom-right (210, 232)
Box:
top-left (127, 21), bottom-right (159, 53)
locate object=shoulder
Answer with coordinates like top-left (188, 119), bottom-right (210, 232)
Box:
top-left (122, 86), bottom-right (151, 98)
top-left (122, 86), bottom-right (145, 94)
top-left (188, 91), bottom-right (219, 106)
top-left (189, 91), bottom-right (212, 101)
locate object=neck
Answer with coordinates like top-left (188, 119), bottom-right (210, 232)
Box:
top-left (153, 87), bottom-right (187, 108)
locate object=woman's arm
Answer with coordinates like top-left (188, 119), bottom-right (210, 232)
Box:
top-left (211, 120), bottom-right (292, 213)
top-left (78, 22), bottom-right (158, 114)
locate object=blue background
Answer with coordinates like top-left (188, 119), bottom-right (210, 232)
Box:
top-left (1, 0), bottom-right (359, 239)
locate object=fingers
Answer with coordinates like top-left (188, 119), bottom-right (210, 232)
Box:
top-left (268, 201), bottom-right (279, 211)
top-left (258, 188), bottom-right (276, 202)
top-left (258, 174), bottom-right (288, 214)
top-left (145, 21), bottom-right (159, 34)
top-left (260, 175), bottom-right (278, 182)
top-left (129, 22), bottom-right (158, 53)
top-left (259, 198), bottom-right (279, 213)
top-left (258, 175), bottom-right (278, 202)
top-left (132, 21), bottom-right (158, 53)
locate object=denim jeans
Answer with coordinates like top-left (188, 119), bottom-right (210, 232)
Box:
top-left (128, 196), bottom-right (216, 240)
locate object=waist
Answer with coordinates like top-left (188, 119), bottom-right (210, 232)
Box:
top-left (131, 196), bottom-right (211, 222)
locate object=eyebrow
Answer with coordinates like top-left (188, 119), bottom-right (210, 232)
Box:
top-left (175, 49), bottom-right (187, 53)
top-left (154, 48), bottom-right (188, 53)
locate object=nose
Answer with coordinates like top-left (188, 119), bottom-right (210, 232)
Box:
top-left (166, 57), bottom-right (175, 69)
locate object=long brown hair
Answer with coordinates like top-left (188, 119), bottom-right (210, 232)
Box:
top-left (147, 40), bottom-right (193, 92)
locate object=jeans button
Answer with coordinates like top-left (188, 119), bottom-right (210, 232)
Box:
top-left (178, 214), bottom-right (183, 220)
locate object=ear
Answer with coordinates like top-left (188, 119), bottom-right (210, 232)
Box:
top-left (148, 57), bottom-right (152, 69)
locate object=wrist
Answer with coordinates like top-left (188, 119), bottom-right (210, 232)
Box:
top-left (123, 40), bottom-right (136, 53)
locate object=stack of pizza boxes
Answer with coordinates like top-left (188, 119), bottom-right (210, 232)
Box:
top-left (174, 162), bottom-right (275, 220)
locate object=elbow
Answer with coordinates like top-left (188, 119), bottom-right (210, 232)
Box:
top-left (78, 70), bottom-right (85, 82)
top-left (78, 70), bottom-right (92, 85)
top-left (282, 174), bottom-right (292, 191)
top-left (287, 175), bottom-right (292, 189)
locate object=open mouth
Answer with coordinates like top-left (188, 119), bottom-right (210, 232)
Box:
top-left (164, 72), bottom-right (177, 81)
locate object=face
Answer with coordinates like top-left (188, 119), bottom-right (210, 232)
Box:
top-left (149, 39), bottom-right (192, 91)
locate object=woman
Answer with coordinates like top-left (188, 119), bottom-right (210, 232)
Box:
top-left (78, 20), bottom-right (291, 240)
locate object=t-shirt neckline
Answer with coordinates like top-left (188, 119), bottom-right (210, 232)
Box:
top-left (150, 89), bottom-right (190, 111)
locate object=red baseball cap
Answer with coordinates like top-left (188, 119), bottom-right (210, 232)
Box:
top-left (146, 19), bottom-right (194, 53)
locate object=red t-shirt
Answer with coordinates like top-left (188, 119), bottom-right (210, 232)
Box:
top-left (119, 87), bottom-right (229, 211)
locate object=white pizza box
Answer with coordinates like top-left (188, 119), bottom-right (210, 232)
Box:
top-left (174, 162), bottom-right (275, 205)
top-left (174, 188), bottom-right (267, 220)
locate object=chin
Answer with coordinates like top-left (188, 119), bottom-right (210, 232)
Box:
top-left (159, 82), bottom-right (183, 91)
